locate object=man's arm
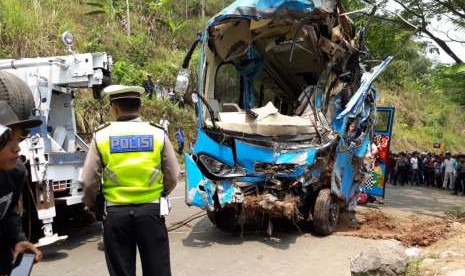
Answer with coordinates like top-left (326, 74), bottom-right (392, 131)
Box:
top-left (5, 209), bottom-right (42, 263)
top-left (81, 140), bottom-right (103, 210)
top-left (161, 135), bottom-right (180, 195)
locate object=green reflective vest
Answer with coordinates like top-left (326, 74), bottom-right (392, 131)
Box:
top-left (95, 121), bottom-right (165, 204)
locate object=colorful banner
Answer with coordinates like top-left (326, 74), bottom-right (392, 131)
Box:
top-left (363, 108), bottom-right (395, 199)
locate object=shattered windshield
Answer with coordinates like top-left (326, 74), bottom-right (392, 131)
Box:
top-left (214, 62), bottom-right (290, 114)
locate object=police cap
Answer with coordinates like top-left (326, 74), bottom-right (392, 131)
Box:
top-left (103, 85), bottom-right (144, 101)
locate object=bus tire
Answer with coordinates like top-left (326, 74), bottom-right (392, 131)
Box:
top-left (312, 189), bottom-right (339, 236)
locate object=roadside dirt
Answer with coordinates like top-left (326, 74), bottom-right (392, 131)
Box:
top-left (419, 221), bottom-right (465, 276)
top-left (336, 208), bottom-right (451, 247)
top-left (335, 194), bottom-right (465, 276)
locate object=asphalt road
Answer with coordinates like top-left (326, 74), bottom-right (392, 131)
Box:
top-left (32, 182), bottom-right (464, 276)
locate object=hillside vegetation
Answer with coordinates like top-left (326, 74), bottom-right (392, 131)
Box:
top-left (0, 0), bottom-right (463, 152)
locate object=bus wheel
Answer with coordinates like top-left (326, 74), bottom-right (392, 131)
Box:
top-left (312, 189), bottom-right (339, 236)
top-left (207, 207), bottom-right (240, 233)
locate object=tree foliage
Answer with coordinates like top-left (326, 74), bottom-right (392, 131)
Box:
top-left (358, 0), bottom-right (464, 63)
top-left (433, 63), bottom-right (465, 105)
top-left (344, 0), bottom-right (465, 151)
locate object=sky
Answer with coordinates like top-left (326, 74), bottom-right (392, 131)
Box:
top-left (426, 19), bottom-right (465, 64)
top-left (383, 1), bottom-right (465, 64)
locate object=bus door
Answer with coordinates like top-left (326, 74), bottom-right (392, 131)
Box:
top-left (363, 107), bottom-right (395, 201)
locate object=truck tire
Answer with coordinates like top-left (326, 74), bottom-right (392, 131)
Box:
top-left (312, 189), bottom-right (339, 236)
top-left (0, 71), bottom-right (35, 119)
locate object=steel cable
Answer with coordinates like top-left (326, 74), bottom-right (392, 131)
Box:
top-left (166, 211), bottom-right (206, 232)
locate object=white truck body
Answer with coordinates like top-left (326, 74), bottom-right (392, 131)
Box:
top-left (0, 52), bottom-right (111, 246)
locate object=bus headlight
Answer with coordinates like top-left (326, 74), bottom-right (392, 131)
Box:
top-left (198, 154), bottom-right (246, 179)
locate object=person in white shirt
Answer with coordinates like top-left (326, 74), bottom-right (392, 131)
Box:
top-left (159, 114), bottom-right (170, 134)
top-left (410, 152), bottom-right (422, 185)
top-left (443, 152), bottom-right (456, 189)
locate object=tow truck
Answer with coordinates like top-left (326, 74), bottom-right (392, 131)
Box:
top-left (0, 32), bottom-right (111, 246)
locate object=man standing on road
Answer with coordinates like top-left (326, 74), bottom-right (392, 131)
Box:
top-left (434, 157), bottom-right (443, 188)
top-left (397, 152), bottom-right (409, 186)
top-left (81, 85), bottom-right (180, 276)
top-left (452, 158), bottom-right (465, 195)
top-left (424, 154), bottom-right (435, 187)
top-left (0, 102), bottom-right (43, 275)
top-left (442, 152), bottom-right (456, 190)
top-left (410, 152), bottom-right (420, 185)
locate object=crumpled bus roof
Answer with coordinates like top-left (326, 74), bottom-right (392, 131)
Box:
top-left (199, 0), bottom-right (393, 141)
top-left (208, 0), bottom-right (336, 26)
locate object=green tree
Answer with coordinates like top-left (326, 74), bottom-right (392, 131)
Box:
top-left (433, 63), bottom-right (465, 105)
top-left (367, 0), bottom-right (464, 63)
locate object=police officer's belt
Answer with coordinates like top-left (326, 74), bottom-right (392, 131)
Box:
top-left (106, 199), bottom-right (160, 207)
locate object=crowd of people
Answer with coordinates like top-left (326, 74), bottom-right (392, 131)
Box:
top-left (142, 75), bottom-right (176, 101)
top-left (386, 151), bottom-right (465, 195)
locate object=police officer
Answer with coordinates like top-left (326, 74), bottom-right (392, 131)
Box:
top-left (81, 85), bottom-right (180, 276)
top-left (0, 102), bottom-right (43, 275)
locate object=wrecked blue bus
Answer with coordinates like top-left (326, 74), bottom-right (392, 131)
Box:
top-left (175, 0), bottom-right (393, 236)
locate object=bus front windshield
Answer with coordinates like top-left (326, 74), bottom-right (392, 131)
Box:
top-left (213, 63), bottom-right (294, 115)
